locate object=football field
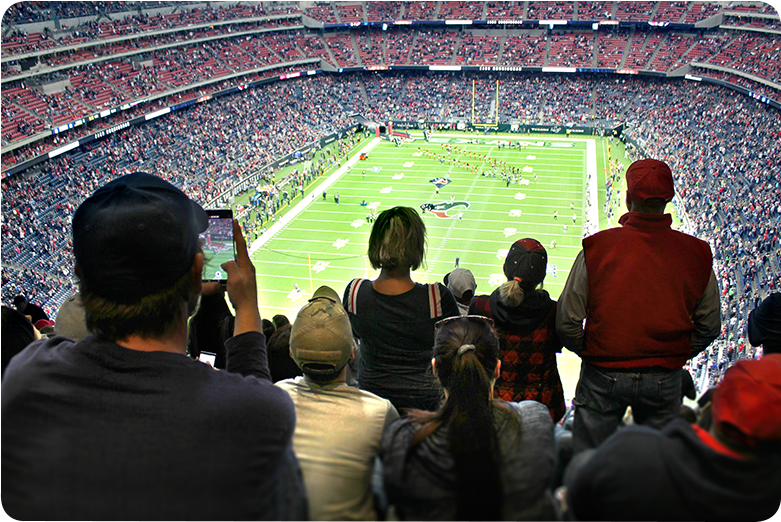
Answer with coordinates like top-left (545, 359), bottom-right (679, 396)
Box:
top-left (251, 134), bottom-right (596, 310)
top-left (249, 133), bottom-right (597, 314)
top-left (251, 134), bottom-right (596, 312)
top-left (248, 132), bottom-right (602, 399)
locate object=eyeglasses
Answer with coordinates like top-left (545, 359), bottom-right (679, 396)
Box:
top-left (435, 315), bottom-right (494, 331)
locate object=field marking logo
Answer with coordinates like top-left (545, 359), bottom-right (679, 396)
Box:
top-left (429, 177), bottom-right (452, 189)
top-left (421, 201), bottom-right (471, 219)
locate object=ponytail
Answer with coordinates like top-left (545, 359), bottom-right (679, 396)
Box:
top-left (499, 278), bottom-right (526, 307)
top-left (445, 347), bottom-right (501, 521)
top-left (406, 317), bottom-right (505, 520)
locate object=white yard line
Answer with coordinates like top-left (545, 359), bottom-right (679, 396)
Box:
top-left (249, 137), bottom-right (382, 255)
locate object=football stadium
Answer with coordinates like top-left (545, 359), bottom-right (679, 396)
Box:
top-left (2, 1), bottom-right (780, 520)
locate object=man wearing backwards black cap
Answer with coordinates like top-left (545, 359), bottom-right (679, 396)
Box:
top-left (556, 159), bottom-right (720, 453)
top-left (276, 286), bottom-right (398, 521)
top-left (1, 173), bottom-right (301, 520)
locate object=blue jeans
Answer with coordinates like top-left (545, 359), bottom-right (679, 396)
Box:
top-left (572, 363), bottom-right (682, 454)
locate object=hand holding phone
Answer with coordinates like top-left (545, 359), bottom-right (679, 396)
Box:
top-left (198, 351), bottom-right (216, 367)
top-left (220, 219), bottom-right (262, 336)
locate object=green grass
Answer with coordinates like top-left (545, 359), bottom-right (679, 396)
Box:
top-left (246, 132), bottom-right (611, 318)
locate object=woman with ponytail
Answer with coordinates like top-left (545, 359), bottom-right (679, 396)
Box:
top-left (381, 316), bottom-right (557, 521)
top-left (469, 238), bottom-right (566, 421)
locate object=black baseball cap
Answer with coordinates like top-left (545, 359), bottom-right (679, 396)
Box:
top-left (503, 238), bottom-right (548, 288)
top-left (72, 172), bottom-right (209, 303)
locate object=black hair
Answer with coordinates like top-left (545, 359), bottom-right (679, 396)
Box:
top-left (1, 306), bottom-right (36, 378)
top-left (81, 269), bottom-right (195, 342)
top-left (407, 316), bottom-right (515, 520)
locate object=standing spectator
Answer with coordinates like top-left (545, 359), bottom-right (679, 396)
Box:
top-left (277, 286), bottom-right (398, 521)
top-left (343, 206), bottom-right (459, 411)
top-left (557, 159), bottom-right (720, 453)
top-left (1, 173), bottom-right (302, 520)
top-left (470, 239), bottom-right (565, 421)
top-left (382, 315), bottom-right (557, 521)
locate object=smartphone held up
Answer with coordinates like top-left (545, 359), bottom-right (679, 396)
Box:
top-left (199, 209), bottom-right (236, 283)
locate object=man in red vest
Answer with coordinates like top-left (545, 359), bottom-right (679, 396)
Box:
top-left (556, 158), bottom-right (720, 453)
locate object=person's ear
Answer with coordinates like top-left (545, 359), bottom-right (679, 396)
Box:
top-left (191, 253), bottom-right (203, 294)
top-left (494, 360), bottom-right (501, 380)
top-left (431, 358), bottom-right (437, 377)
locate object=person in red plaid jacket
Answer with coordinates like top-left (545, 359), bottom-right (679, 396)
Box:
top-left (469, 238), bottom-right (565, 421)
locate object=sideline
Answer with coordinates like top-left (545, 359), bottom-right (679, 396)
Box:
top-left (586, 139), bottom-right (599, 232)
top-left (249, 137), bottom-right (382, 255)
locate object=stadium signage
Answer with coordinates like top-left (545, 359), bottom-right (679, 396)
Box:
top-left (480, 66), bottom-right (523, 71)
top-left (93, 121), bottom-right (130, 139)
top-left (616, 69), bottom-right (639, 75)
top-left (486, 19), bottom-right (526, 24)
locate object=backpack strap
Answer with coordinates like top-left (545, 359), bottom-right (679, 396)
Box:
top-left (345, 278), bottom-right (367, 315)
top-left (428, 283), bottom-right (443, 319)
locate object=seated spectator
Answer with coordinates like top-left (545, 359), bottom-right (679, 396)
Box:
top-left (748, 292), bottom-right (780, 354)
top-left (343, 206), bottom-right (460, 411)
top-left (262, 317), bottom-right (277, 340)
top-left (53, 292), bottom-right (90, 341)
top-left (444, 268), bottom-right (476, 316)
top-left (273, 313), bottom-right (291, 329)
top-left (267, 323), bottom-right (302, 382)
top-left (470, 239), bottom-right (565, 421)
top-left (382, 315), bottom-right (557, 520)
top-left (1, 172), bottom-right (303, 520)
top-left (13, 294), bottom-right (48, 325)
top-left (187, 286), bottom-right (234, 369)
top-left (1, 306), bottom-right (38, 378)
top-left (277, 285), bottom-right (398, 520)
top-left (565, 354), bottom-right (781, 521)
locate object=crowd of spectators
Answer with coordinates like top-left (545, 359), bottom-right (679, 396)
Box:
top-left (1, 73), bottom-right (356, 316)
top-left (4, 8), bottom-right (780, 155)
top-left (2, 3), bottom-right (301, 56)
top-left (3, 72), bottom-right (777, 367)
top-left (2, 22), bottom-right (780, 356)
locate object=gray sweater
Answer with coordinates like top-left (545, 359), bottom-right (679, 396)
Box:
top-left (381, 400), bottom-right (557, 521)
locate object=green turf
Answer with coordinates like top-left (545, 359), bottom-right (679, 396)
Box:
top-left (246, 132), bottom-right (614, 318)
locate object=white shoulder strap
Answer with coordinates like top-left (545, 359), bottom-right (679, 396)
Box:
top-left (428, 283), bottom-right (442, 319)
top-left (345, 278), bottom-right (367, 315)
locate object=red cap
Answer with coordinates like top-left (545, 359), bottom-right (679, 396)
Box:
top-left (626, 159), bottom-right (675, 204)
top-left (712, 354), bottom-right (781, 448)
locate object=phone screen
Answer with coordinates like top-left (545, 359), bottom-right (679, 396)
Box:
top-left (199, 209), bottom-right (235, 282)
top-left (198, 351), bottom-right (216, 367)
